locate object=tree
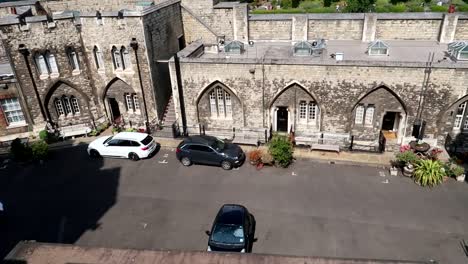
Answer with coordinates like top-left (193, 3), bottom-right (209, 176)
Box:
top-left (281, 0), bottom-right (292, 8)
top-left (345, 0), bottom-right (376, 12)
top-left (292, 0), bottom-right (300, 8)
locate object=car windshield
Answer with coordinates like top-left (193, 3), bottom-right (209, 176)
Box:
top-left (211, 138), bottom-right (225, 151)
top-left (141, 136), bottom-right (153, 146)
top-left (103, 136), bottom-right (113, 144)
top-left (211, 224), bottom-right (244, 245)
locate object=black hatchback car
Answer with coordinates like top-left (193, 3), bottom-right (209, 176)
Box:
top-left (206, 204), bottom-right (256, 253)
top-left (176, 135), bottom-right (245, 170)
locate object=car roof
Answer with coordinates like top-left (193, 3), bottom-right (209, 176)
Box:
top-left (183, 135), bottom-right (216, 145)
top-left (113, 132), bottom-right (149, 141)
top-left (216, 204), bottom-right (246, 225)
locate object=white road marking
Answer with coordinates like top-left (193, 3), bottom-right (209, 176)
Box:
top-left (292, 172), bottom-right (297, 176)
top-left (158, 160), bottom-right (168, 164)
top-left (382, 179), bottom-right (389, 184)
top-left (163, 154), bottom-right (168, 158)
top-left (141, 222), bottom-right (148, 229)
top-left (379, 171), bottom-right (386, 177)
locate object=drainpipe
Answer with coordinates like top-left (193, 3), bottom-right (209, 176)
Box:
top-left (18, 44), bottom-right (47, 125)
top-left (130, 38), bottom-right (150, 134)
top-left (174, 52), bottom-right (187, 136)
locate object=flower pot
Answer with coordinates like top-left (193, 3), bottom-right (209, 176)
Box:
top-left (456, 174), bottom-right (466, 182)
top-left (403, 164), bottom-right (414, 177)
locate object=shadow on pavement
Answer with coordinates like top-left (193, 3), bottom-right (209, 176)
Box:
top-left (0, 143), bottom-right (121, 259)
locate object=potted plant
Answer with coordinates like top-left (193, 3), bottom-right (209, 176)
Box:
top-left (413, 159), bottom-right (445, 187)
top-left (248, 149), bottom-right (262, 165)
top-left (451, 164), bottom-right (466, 182)
top-left (395, 150), bottom-right (419, 177)
top-left (409, 140), bottom-right (430, 154)
top-left (261, 151), bottom-right (274, 166)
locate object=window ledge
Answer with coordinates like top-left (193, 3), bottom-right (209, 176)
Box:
top-left (72, 70), bottom-right (81, 76)
top-left (97, 69), bottom-right (105, 74)
top-left (123, 69), bottom-right (134, 74)
top-left (50, 73), bottom-right (60, 79)
top-left (6, 122), bottom-right (28, 129)
top-left (39, 74), bottom-right (49, 80)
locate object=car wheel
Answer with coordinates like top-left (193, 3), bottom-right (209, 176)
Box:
top-left (181, 157), bottom-right (192, 166)
top-left (89, 149), bottom-right (101, 159)
top-left (129, 152), bottom-right (140, 161)
top-left (221, 160), bottom-right (232, 170)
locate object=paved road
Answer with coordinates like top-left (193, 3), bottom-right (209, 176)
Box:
top-left (1, 145), bottom-right (467, 263)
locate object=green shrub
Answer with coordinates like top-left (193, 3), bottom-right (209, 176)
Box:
top-left (375, 5), bottom-right (390, 12)
top-left (307, 6), bottom-right (336, 12)
top-left (388, 3), bottom-right (407, 11)
top-left (457, 4), bottom-right (468, 11)
top-left (89, 130), bottom-right (98, 137)
top-left (39, 130), bottom-right (49, 141)
top-left (299, 0), bottom-right (323, 9)
top-left (395, 151), bottom-right (419, 166)
top-left (407, 5), bottom-right (424, 11)
top-left (31, 140), bottom-right (49, 161)
top-left (430, 4), bottom-right (448, 11)
top-left (413, 159), bottom-right (445, 187)
top-left (268, 134), bottom-right (293, 168)
top-left (10, 138), bottom-right (32, 161)
top-left (125, 128), bottom-right (137, 132)
top-left (449, 164), bottom-right (465, 177)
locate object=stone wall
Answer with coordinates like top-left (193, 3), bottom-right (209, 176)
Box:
top-left (250, 20), bottom-right (292, 41)
top-left (181, 8), bottom-right (217, 44)
top-left (375, 19), bottom-right (442, 41)
top-left (0, 79), bottom-right (31, 137)
top-left (142, 2), bottom-right (184, 119)
top-left (172, 56), bottom-right (468, 145)
top-left (308, 19), bottom-right (363, 40)
top-left (455, 19), bottom-right (468, 40)
top-left (40, 0), bottom-right (163, 12)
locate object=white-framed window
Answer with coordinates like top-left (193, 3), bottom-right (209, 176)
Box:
top-left (45, 51), bottom-right (59, 74)
top-left (355, 105), bottom-right (365, 125)
top-left (63, 96), bottom-right (72, 115)
top-left (121, 46), bottom-right (131, 70)
top-left (125, 93), bottom-right (133, 111)
top-left (54, 98), bottom-right (64, 116)
top-left (209, 86), bottom-right (232, 118)
top-left (35, 54), bottom-right (48, 75)
top-left (308, 102), bottom-right (317, 120)
top-left (364, 105), bottom-right (375, 126)
top-left (0, 97), bottom-right (25, 125)
top-left (454, 102), bottom-right (467, 129)
top-left (133, 95), bottom-right (140, 110)
top-left (67, 48), bottom-right (80, 71)
top-left (93, 46), bottom-right (104, 70)
top-left (70, 96), bottom-right (80, 114)
top-left (299, 101), bottom-right (307, 119)
top-left (112, 46), bottom-right (122, 70)
top-left (209, 91), bottom-right (217, 115)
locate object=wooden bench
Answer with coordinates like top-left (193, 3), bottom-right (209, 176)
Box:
top-left (233, 134), bottom-right (259, 146)
top-left (311, 144), bottom-right (340, 153)
top-left (59, 124), bottom-right (92, 139)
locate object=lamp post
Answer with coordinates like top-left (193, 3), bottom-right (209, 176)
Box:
top-left (18, 44), bottom-right (47, 124)
top-left (130, 38), bottom-right (150, 134)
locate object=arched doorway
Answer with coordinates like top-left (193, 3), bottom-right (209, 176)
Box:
top-left (44, 81), bottom-right (92, 127)
top-left (195, 81), bottom-right (243, 130)
top-left (103, 78), bottom-right (142, 126)
top-left (351, 86), bottom-right (407, 143)
top-left (269, 83), bottom-right (320, 135)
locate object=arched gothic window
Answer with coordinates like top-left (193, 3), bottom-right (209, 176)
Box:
top-left (93, 46), bottom-right (104, 70)
top-left (121, 46), bottom-right (131, 70)
top-left (35, 53), bottom-right (48, 75)
top-left (209, 86), bottom-right (232, 118)
top-left (45, 51), bottom-right (59, 74)
top-left (111, 46), bottom-right (122, 70)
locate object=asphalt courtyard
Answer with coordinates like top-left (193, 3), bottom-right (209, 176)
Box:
top-left (1, 145), bottom-right (467, 263)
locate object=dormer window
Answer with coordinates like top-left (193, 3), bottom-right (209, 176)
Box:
top-left (448, 41), bottom-right (468, 61)
top-left (224, 41), bottom-right (244, 55)
top-left (368, 40), bottom-right (389, 56)
top-left (294, 41), bottom-right (313, 56)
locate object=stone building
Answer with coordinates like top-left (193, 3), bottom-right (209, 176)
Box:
top-left (169, 1), bottom-right (468, 149)
top-left (0, 0), bottom-right (184, 139)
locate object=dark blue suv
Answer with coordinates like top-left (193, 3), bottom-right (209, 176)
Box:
top-left (176, 135), bottom-right (245, 170)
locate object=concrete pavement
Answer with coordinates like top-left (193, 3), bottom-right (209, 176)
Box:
top-left (1, 146), bottom-right (467, 263)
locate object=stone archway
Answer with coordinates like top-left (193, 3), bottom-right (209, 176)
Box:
top-left (269, 83), bottom-right (320, 135)
top-left (350, 86), bottom-right (407, 143)
top-left (44, 80), bottom-right (92, 127)
top-left (195, 81), bottom-right (243, 130)
top-left (103, 78), bottom-right (142, 126)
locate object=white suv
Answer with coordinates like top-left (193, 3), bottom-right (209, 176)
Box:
top-left (87, 132), bottom-right (157, 161)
